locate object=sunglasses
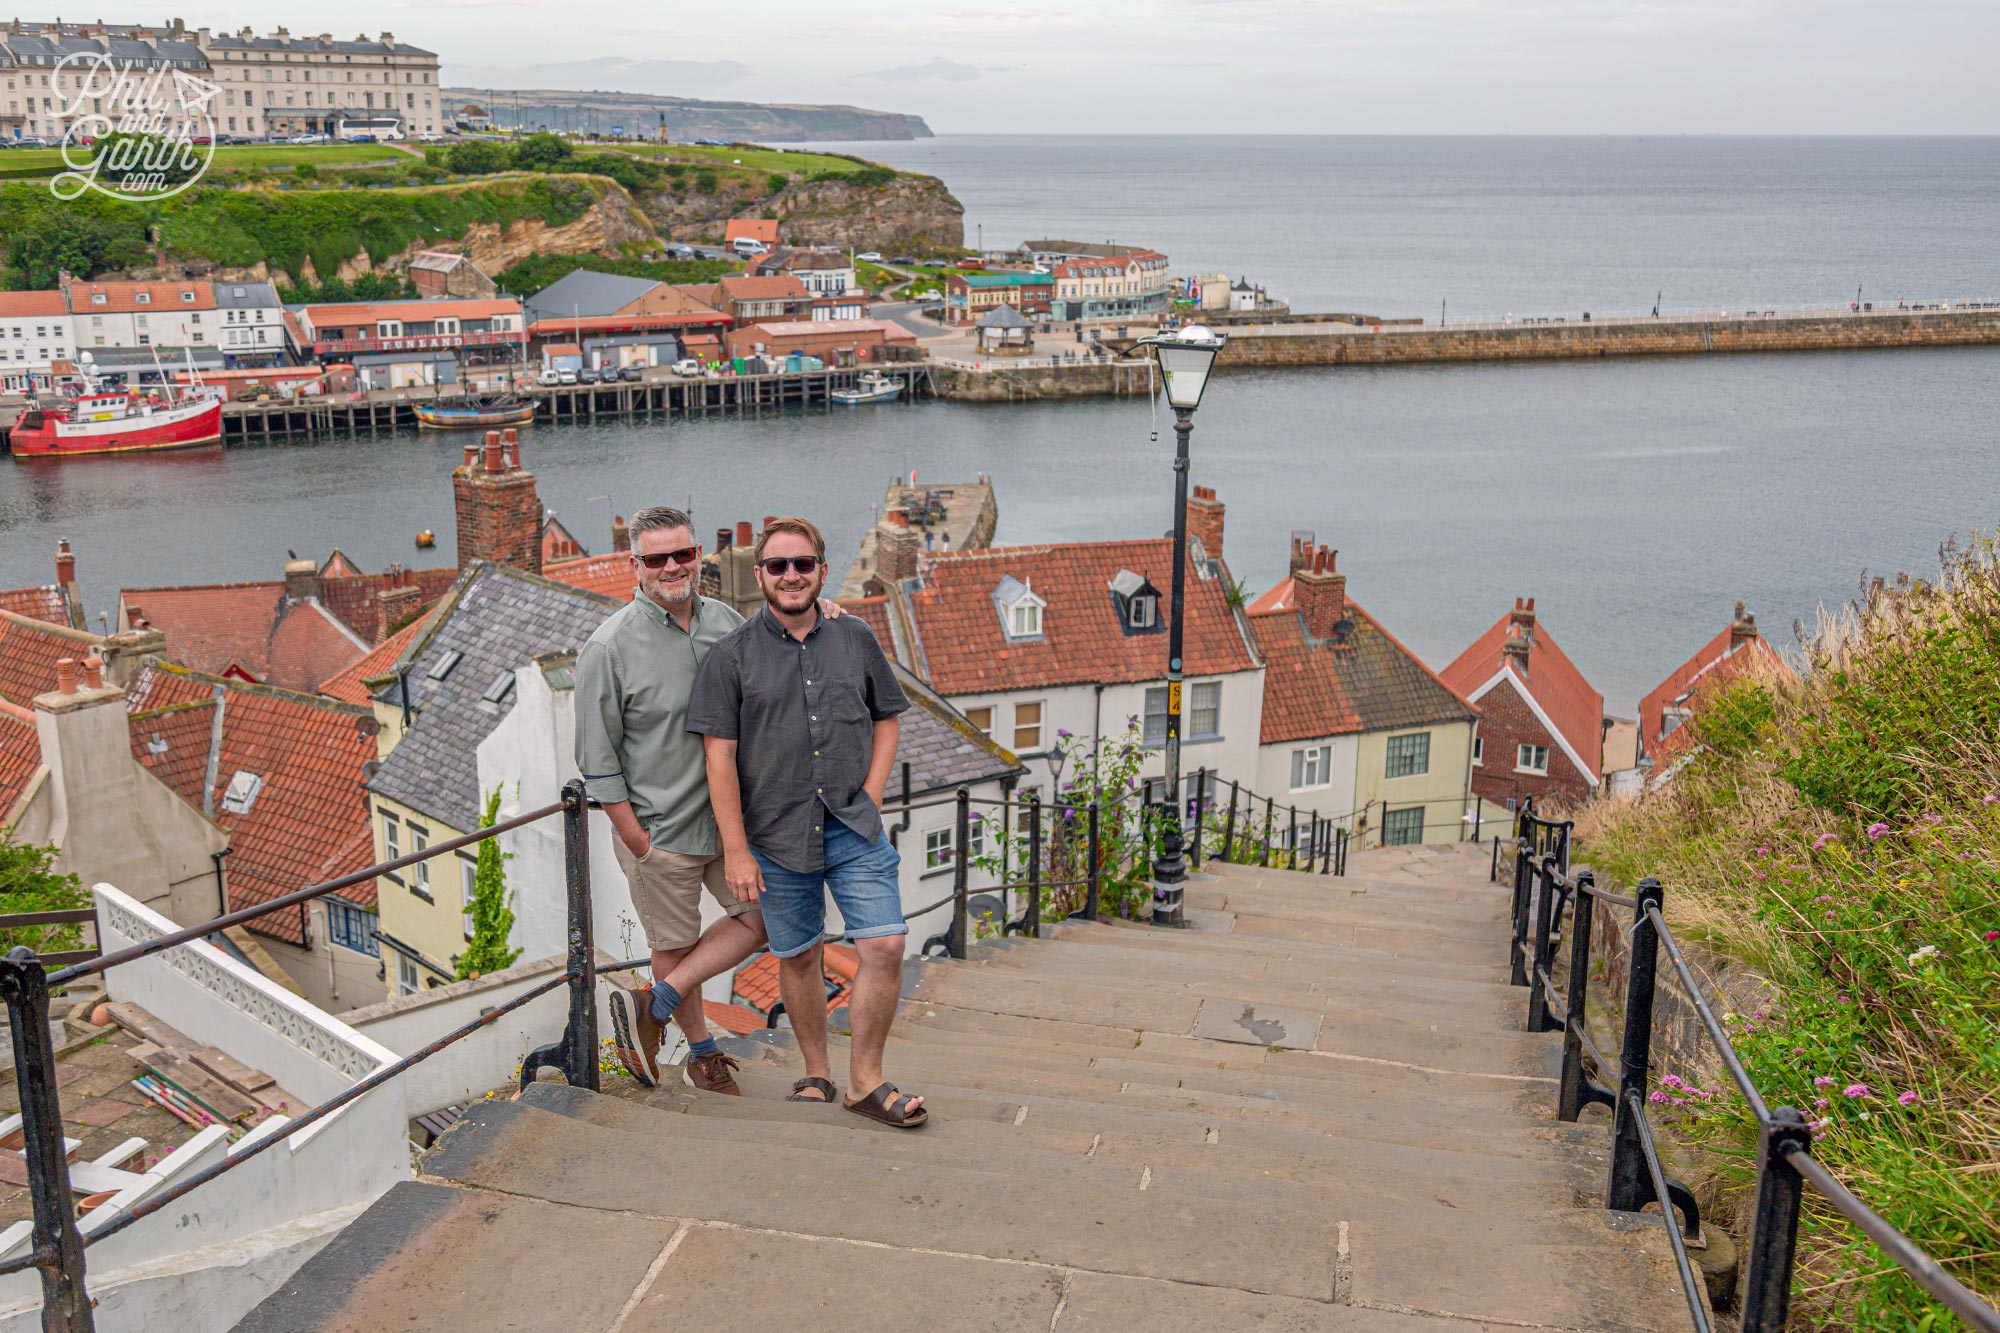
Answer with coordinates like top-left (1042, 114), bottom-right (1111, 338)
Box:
top-left (637, 545), bottom-right (701, 570)
top-left (759, 556), bottom-right (823, 577)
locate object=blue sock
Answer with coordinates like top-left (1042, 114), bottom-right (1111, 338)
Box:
top-left (649, 980), bottom-right (683, 1023)
top-left (686, 1036), bottom-right (719, 1059)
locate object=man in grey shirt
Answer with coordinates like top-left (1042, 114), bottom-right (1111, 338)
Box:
top-left (687, 516), bottom-right (927, 1128)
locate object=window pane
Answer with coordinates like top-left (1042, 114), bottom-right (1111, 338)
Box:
top-left (925, 828), bottom-right (953, 869)
top-left (1013, 701), bottom-right (1043, 751)
top-left (1385, 732), bottom-right (1430, 778)
top-left (1383, 807), bottom-right (1425, 846)
top-left (1290, 749), bottom-right (1305, 789)
top-left (1143, 686), bottom-right (1167, 747)
top-left (1190, 682), bottom-right (1220, 737)
top-left (964, 706), bottom-right (992, 737)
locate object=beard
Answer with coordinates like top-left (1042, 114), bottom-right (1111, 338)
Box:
top-left (762, 571), bottom-right (823, 614)
top-left (642, 565), bottom-right (696, 608)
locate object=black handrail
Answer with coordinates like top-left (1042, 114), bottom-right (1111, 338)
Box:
top-left (1511, 812), bottom-right (2000, 1332)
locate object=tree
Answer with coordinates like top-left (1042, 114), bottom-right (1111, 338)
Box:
top-left (512, 133), bottom-right (573, 171)
top-left (448, 140), bottom-right (507, 175)
top-left (0, 840), bottom-right (88, 957)
top-left (457, 787), bottom-right (521, 978)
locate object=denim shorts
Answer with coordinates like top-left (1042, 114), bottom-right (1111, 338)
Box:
top-left (752, 818), bottom-right (907, 959)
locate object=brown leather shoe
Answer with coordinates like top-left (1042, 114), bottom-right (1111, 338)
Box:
top-left (608, 985), bottom-right (663, 1087)
top-left (685, 1050), bottom-right (743, 1096)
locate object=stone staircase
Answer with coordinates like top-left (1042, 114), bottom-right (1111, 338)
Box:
top-left (238, 843), bottom-right (1703, 1331)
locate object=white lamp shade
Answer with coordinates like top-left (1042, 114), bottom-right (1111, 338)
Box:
top-left (1152, 325), bottom-right (1225, 410)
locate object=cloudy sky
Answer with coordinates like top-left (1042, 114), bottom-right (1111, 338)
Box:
top-left (190, 0), bottom-right (1996, 134)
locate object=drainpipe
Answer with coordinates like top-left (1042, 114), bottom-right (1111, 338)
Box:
top-left (209, 846), bottom-right (233, 918)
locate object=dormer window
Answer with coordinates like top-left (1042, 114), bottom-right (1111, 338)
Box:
top-left (1108, 569), bottom-right (1162, 636)
top-left (180, 290), bottom-right (195, 303)
top-left (1128, 594), bottom-right (1156, 629)
top-left (134, 292), bottom-right (150, 304)
top-left (992, 574), bottom-right (1047, 643)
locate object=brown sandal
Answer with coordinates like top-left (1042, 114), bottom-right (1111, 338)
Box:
top-left (844, 1081), bottom-right (929, 1129)
top-left (787, 1077), bottom-right (837, 1103)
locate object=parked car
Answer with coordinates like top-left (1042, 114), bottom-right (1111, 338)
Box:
top-left (618, 366), bottom-right (643, 382)
top-left (556, 369), bottom-right (578, 385)
top-left (536, 370), bottom-right (560, 386)
top-left (914, 289), bottom-right (941, 301)
top-left (890, 256), bottom-right (916, 266)
top-left (663, 243), bottom-right (696, 259)
top-left (349, 134), bottom-right (377, 144)
top-left (731, 237), bottom-right (769, 257)
top-left (857, 251), bottom-right (883, 263)
top-left (576, 367), bottom-right (600, 385)
top-left (670, 359), bottom-right (707, 378)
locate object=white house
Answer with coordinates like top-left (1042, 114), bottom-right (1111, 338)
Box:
top-left (62, 279), bottom-right (218, 356)
top-left (211, 280), bottom-right (285, 367)
top-left (0, 289), bottom-right (71, 393)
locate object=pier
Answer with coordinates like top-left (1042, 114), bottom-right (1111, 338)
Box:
top-left (839, 473), bottom-right (998, 598)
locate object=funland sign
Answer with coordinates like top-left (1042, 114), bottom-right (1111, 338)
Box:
top-left (49, 53), bottom-right (218, 203)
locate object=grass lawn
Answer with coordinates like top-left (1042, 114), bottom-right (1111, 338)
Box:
top-left (612, 142), bottom-right (882, 178)
top-left (0, 143), bottom-right (407, 176)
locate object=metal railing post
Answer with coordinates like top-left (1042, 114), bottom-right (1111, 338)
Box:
top-left (1221, 780), bottom-right (1239, 862)
top-left (1260, 796), bottom-right (1273, 867)
top-left (1286, 805), bottom-right (1299, 870)
top-left (1507, 822), bottom-right (1533, 985)
top-left (1085, 799), bottom-right (1101, 921)
top-left (1188, 768), bottom-right (1207, 871)
top-left (1526, 856), bottom-right (1560, 1033)
top-left (1024, 789), bottom-right (1043, 937)
top-left (1739, 1108), bottom-right (1814, 1333)
top-left (1320, 819), bottom-right (1332, 875)
top-left (519, 780), bottom-right (598, 1091)
top-left (948, 786), bottom-right (970, 958)
top-left (0, 947), bottom-right (93, 1331)
top-left (1607, 877), bottom-right (1664, 1213)
top-left (1558, 872), bottom-right (1596, 1121)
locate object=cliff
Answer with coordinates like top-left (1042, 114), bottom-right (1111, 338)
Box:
top-left (639, 170), bottom-right (963, 254)
top-left (445, 89), bottom-right (933, 142)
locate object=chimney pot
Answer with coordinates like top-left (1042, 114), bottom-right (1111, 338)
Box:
top-left (462, 442), bottom-right (478, 469)
top-left (283, 557), bottom-right (320, 603)
top-left (612, 516), bottom-right (630, 553)
top-left (82, 656), bottom-right (103, 689)
top-left (56, 658), bottom-right (79, 695)
top-left (735, 520), bottom-right (754, 546)
top-left (483, 431), bottom-right (504, 474)
top-left (761, 515), bottom-right (776, 533)
top-left (503, 427), bottom-right (520, 469)
top-left (55, 539), bottom-right (76, 587)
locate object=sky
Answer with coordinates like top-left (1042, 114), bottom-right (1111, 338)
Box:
top-left (178, 0), bottom-right (1998, 135)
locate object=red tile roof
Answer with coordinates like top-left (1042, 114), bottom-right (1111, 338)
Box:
top-left (119, 582), bottom-right (370, 694)
top-left (1249, 580), bottom-right (1478, 743)
top-left (544, 554), bottom-right (636, 602)
top-left (127, 664), bottom-right (380, 941)
top-left (69, 280), bottom-right (214, 313)
top-left (0, 290), bottom-right (66, 318)
top-left (703, 1000), bottom-right (764, 1037)
top-left (715, 274), bottom-right (811, 304)
top-left (0, 611), bottom-right (104, 712)
top-left (0, 705), bottom-right (44, 822)
top-left (319, 549), bottom-right (364, 579)
top-left (900, 540), bottom-right (1259, 696)
top-left (0, 585), bottom-right (74, 629)
top-left (731, 943), bottom-right (858, 1018)
top-left (839, 596), bottom-right (897, 663)
top-left (1638, 610), bottom-right (1790, 766)
top-left (724, 219), bottom-right (780, 247)
top-left (1441, 601), bottom-right (1604, 782)
top-left (318, 613), bottom-right (431, 706)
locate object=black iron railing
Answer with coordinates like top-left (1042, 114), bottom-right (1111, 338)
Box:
top-left (1505, 812), bottom-right (2000, 1333)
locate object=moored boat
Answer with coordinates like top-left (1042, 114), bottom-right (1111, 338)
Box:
top-left (8, 385), bottom-right (223, 459)
top-left (412, 397), bottom-right (539, 430)
top-left (830, 372), bottom-right (904, 406)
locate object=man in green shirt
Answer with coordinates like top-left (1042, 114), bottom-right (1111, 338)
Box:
top-left (573, 506), bottom-right (759, 1093)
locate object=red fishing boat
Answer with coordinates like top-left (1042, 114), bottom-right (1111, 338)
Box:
top-left (9, 382), bottom-right (224, 459)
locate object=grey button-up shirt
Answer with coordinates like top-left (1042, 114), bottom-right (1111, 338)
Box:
top-left (686, 606), bottom-right (909, 873)
top-left (573, 590), bottom-right (744, 854)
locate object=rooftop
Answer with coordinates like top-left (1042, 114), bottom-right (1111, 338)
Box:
top-left (1638, 605), bottom-right (1790, 765)
top-left (1441, 599), bottom-right (1604, 783)
top-left (117, 581), bottom-right (371, 694)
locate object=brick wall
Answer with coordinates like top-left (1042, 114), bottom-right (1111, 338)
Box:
top-left (452, 456), bottom-right (542, 575)
top-left (1471, 675), bottom-right (1595, 811)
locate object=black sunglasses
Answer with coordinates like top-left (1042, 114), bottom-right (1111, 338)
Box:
top-left (637, 545), bottom-right (701, 570)
top-left (759, 555), bottom-right (822, 577)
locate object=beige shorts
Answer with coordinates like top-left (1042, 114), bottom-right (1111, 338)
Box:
top-left (611, 840), bottom-right (758, 952)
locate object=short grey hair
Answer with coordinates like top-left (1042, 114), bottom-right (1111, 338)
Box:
top-left (629, 506), bottom-right (694, 542)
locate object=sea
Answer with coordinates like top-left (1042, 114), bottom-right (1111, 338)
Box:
top-left (5, 135), bottom-right (1999, 712)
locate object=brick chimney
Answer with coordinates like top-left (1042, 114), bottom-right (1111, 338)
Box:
top-left (704, 519), bottom-right (762, 617)
top-left (611, 515), bottom-right (630, 553)
top-left (1185, 486), bottom-right (1225, 562)
top-left (1503, 597), bottom-right (1536, 674)
top-left (375, 565), bottom-right (421, 639)
top-left (1288, 530), bottom-right (1317, 576)
top-left (55, 539), bottom-right (76, 589)
top-left (1293, 545), bottom-right (1347, 642)
top-left (1729, 601), bottom-right (1758, 650)
top-left (875, 507), bottom-right (920, 584)
top-left (452, 429), bottom-right (542, 573)
top-left (283, 557), bottom-right (320, 603)
top-left (98, 627), bottom-right (166, 688)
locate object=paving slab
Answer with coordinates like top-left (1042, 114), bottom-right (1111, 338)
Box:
top-left (1192, 997), bottom-right (1323, 1049)
top-left (1058, 1272), bottom-right (1508, 1331)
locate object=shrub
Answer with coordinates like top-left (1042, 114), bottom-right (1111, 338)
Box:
top-left (767, 173), bottom-right (788, 194)
top-left (457, 787), bottom-right (521, 978)
top-left (448, 140), bottom-right (508, 175)
top-left (0, 840), bottom-right (88, 957)
top-left (694, 169), bottom-right (718, 195)
top-left (513, 133), bottom-right (573, 171)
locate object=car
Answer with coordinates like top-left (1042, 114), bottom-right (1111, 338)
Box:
top-left (619, 366), bottom-right (642, 382)
top-left (890, 256), bottom-right (916, 266)
top-left (663, 243), bottom-right (695, 260)
top-left (536, 370), bottom-right (561, 387)
top-left (349, 134), bottom-right (376, 144)
top-left (17, 136), bottom-right (49, 148)
top-left (576, 367), bottom-right (600, 385)
top-left (915, 289), bottom-right (940, 301)
top-left (857, 251), bottom-right (883, 263)
top-left (556, 369), bottom-right (578, 386)
top-left (670, 359), bottom-right (707, 378)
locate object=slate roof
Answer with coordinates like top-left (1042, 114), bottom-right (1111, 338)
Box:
top-left (212, 281), bottom-right (281, 311)
top-left (1441, 601), bottom-right (1604, 782)
top-left (897, 540), bottom-right (1259, 696)
top-left (976, 304), bottom-right (1032, 329)
top-left (888, 662), bottom-right (1024, 796)
top-left (1249, 578), bottom-right (1477, 743)
top-left (364, 563), bottom-right (622, 831)
top-left (523, 270), bottom-right (662, 323)
top-left (127, 664), bottom-right (380, 942)
top-left (0, 611), bottom-right (104, 713)
top-left (1638, 611), bottom-right (1790, 765)
top-left (118, 581), bottom-right (370, 693)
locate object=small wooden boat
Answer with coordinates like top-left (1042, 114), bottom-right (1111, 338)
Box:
top-left (413, 397), bottom-right (538, 430)
top-left (830, 372), bottom-right (904, 406)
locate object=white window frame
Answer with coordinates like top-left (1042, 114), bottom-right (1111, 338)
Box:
top-left (963, 705), bottom-right (993, 738)
top-left (460, 854), bottom-right (478, 941)
top-left (1472, 736), bottom-right (1484, 766)
top-left (1129, 595), bottom-right (1155, 629)
top-left (1189, 681), bottom-right (1221, 741)
top-left (1009, 601), bottom-right (1041, 637)
top-left (1289, 744), bottom-right (1332, 791)
top-left (381, 810), bottom-right (402, 881)
top-left (395, 953), bottom-right (419, 997)
top-left (1515, 744), bottom-right (1550, 775)
top-left (1012, 700), bottom-right (1044, 752)
top-left (924, 827), bottom-right (954, 871)
top-left (409, 822), bottom-right (430, 894)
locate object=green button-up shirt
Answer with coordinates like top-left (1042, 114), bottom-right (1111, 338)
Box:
top-left (573, 589), bottom-right (744, 854)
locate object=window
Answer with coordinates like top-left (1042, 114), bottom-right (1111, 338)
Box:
top-left (1010, 601), bottom-right (1040, 637)
top-left (326, 900), bottom-right (379, 955)
top-left (1385, 732), bottom-right (1430, 779)
top-left (1012, 700), bottom-right (1043, 751)
top-left (1014, 787), bottom-right (1039, 833)
top-left (1143, 686), bottom-right (1168, 747)
top-left (1382, 806), bottom-right (1425, 846)
top-left (1128, 595), bottom-right (1155, 629)
top-left (409, 822), bottom-right (430, 894)
top-left (962, 705), bottom-right (992, 738)
top-left (1516, 744), bottom-right (1550, 775)
top-left (1472, 736), bottom-right (1484, 766)
top-left (966, 817), bottom-right (985, 861)
top-left (924, 827), bottom-right (954, 870)
top-left (395, 953), bottom-right (419, 997)
top-left (1189, 681), bottom-right (1221, 740)
top-left (1290, 744), bottom-right (1332, 791)
top-left (381, 810), bottom-right (402, 877)
top-left (460, 855), bottom-right (477, 941)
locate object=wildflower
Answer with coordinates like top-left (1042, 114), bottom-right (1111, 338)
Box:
top-left (1813, 1076), bottom-right (1836, 1087)
top-left (1866, 822), bottom-right (1891, 841)
top-left (1649, 1090), bottom-right (1671, 1104)
top-left (1824, 911), bottom-right (1835, 920)
top-left (1984, 794), bottom-right (1998, 806)
top-left (1815, 894), bottom-right (1833, 902)
top-left (1792, 1047), bottom-right (1805, 1055)
top-left (1986, 931), bottom-right (1999, 941)
top-left (1843, 1084), bottom-right (1872, 1099)
top-left (1755, 844), bottom-right (1769, 856)
top-left (1814, 1098), bottom-right (1828, 1109)
top-left (1056, 728), bottom-right (1073, 740)
top-left (1812, 833), bottom-right (1835, 851)
top-left (1897, 1090), bottom-right (1920, 1106)
top-left (1907, 944), bottom-right (1938, 967)
top-left (1661, 1074), bottom-right (1685, 1091)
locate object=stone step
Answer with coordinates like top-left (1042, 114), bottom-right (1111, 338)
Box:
top-left (423, 1097), bottom-right (1345, 1301)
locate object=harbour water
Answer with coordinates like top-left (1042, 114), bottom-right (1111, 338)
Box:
top-left (5, 136), bottom-right (1999, 712)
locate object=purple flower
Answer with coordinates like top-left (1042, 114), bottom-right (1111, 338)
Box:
top-left (1813, 1076), bottom-right (1836, 1087)
top-left (1812, 833), bottom-right (1835, 851)
top-left (1814, 1097), bottom-right (1828, 1109)
top-left (1897, 1090), bottom-right (1920, 1107)
top-left (1867, 822), bottom-right (1891, 841)
top-left (1843, 1084), bottom-right (1872, 1099)
top-left (1648, 1090), bottom-right (1671, 1104)
top-left (1056, 729), bottom-right (1073, 740)
top-left (1984, 794), bottom-right (1998, 806)
top-left (1755, 845), bottom-right (1769, 856)
top-left (1661, 1074), bottom-right (1685, 1091)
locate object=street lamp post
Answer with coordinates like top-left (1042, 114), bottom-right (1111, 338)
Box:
top-left (1126, 324), bottom-right (1225, 927)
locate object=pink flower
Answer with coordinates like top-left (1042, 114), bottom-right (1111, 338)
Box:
top-left (1649, 1090), bottom-right (1671, 1104)
top-left (1813, 1076), bottom-right (1836, 1087)
top-left (1814, 1098), bottom-right (1828, 1109)
top-left (1897, 1090), bottom-right (1920, 1107)
top-left (1986, 931), bottom-right (1999, 942)
top-left (1843, 1084), bottom-right (1873, 1099)
top-left (1812, 833), bottom-right (1835, 851)
top-left (1867, 822), bottom-right (1891, 841)
top-left (1983, 794), bottom-right (1998, 806)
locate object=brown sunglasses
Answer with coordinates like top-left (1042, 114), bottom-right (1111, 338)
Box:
top-left (637, 545), bottom-right (701, 570)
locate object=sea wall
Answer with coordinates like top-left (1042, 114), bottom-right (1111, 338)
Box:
top-left (929, 360), bottom-right (1157, 402)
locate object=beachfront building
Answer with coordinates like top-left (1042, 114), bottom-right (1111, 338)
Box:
top-left (1048, 250), bottom-right (1171, 322)
top-left (0, 290), bottom-right (71, 393)
top-left (1441, 598), bottom-right (1603, 812)
top-left (945, 272), bottom-right (1054, 327)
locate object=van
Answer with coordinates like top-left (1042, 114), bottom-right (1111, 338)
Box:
top-left (731, 237), bottom-right (769, 258)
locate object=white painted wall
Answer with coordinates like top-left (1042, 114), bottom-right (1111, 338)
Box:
top-left (1253, 733), bottom-right (1363, 832)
